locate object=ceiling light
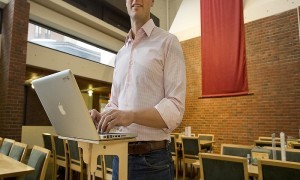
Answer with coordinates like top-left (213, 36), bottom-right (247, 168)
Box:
top-left (88, 90), bottom-right (93, 96)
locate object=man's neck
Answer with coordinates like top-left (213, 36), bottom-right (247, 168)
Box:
top-left (130, 18), bottom-right (150, 39)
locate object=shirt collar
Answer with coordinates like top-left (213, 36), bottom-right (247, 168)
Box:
top-left (125, 19), bottom-right (155, 44)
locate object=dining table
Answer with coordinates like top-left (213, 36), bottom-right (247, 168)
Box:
top-left (0, 153), bottom-right (34, 178)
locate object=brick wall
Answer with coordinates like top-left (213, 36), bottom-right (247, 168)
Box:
top-left (179, 8), bottom-right (300, 153)
top-left (0, 0), bottom-right (30, 140)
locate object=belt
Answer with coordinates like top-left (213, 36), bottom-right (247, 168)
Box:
top-left (128, 140), bottom-right (168, 155)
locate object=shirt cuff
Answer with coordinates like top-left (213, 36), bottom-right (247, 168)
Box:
top-left (154, 98), bottom-right (183, 133)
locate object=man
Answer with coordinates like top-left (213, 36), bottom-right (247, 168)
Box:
top-left (90, 0), bottom-right (186, 179)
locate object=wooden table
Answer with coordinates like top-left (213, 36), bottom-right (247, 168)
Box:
top-left (67, 138), bottom-right (135, 180)
top-left (0, 154), bottom-right (34, 178)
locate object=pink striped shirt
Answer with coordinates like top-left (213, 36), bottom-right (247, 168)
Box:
top-left (106, 19), bottom-right (186, 141)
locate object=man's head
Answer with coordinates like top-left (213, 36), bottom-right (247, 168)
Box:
top-left (126, 0), bottom-right (154, 24)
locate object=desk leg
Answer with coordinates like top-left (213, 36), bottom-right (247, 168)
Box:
top-left (91, 142), bottom-right (129, 180)
top-left (78, 142), bottom-right (92, 180)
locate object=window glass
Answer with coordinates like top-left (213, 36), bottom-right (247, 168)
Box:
top-left (27, 23), bottom-right (116, 67)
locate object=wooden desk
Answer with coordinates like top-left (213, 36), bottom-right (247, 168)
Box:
top-left (0, 154), bottom-right (34, 178)
top-left (75, 138), bottom-right (135, 180)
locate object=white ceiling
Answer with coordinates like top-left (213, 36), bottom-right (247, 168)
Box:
top-left (169, 0), bottom-right (300, 41)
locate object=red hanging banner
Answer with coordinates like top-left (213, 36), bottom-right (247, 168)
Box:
top-left (201, 0), bottom-right (248, 97)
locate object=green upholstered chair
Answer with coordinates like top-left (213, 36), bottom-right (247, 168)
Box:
top-left (67, 139), bottom-right (85, 180)
top-left (258, 159), bottom-right (300, 180)
top-left (42, 133), bottom-right (56, 180)
top-left (0, 138), bottom-right (15, 155)
top-left (24, 145), bottom-right (50, 180)
top-left (221, 143), bottom-right (253, 158)
top-left (8, 141), bottom-right (28, 162)
top-left (104, 155), bottom-right (113, 179)
top-left (199, 153), bottom-right (249, 180)
top-left (181, 136), bottom-right (202, 180)
top-left (198, 134), bottom-right (214, 152)
top-left (53, 135), bottom-right (69, 180)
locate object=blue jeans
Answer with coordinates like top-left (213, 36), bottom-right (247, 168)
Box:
top-left (112, 143), bottom-right (174, 180)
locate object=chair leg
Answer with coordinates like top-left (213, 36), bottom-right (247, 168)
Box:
top-left (54, 164), bottom-right (57, 180)
top-left (69, 169), bottom-right (73, 180)
top-left (183, 163), bottom-right (186, 180)
top-left (64, 166), bottom-right (68, 180)
top-left (175, 161), bottom-right (178, 180)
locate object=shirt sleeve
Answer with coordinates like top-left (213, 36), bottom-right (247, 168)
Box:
top-left (154, 35), bottom-right (186, 133)
top-left (103, 60), bottom-right (119, 112)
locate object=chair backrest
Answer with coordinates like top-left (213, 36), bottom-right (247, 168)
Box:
top-left (0, 138), bottom-right (15, 155)
top-left (221, 144), bottom-right (253, 158)
top-left (291, 142), bottom-right (300, 149)
top-left (8, 141), bottom-right (28, 162)
top-left (170, 135), bottom-right (177, 155)
top-left (24, 145), bottom-right (50, 180)
top-left (181, 136), bottom-right (200, 159)
top-left (254, 140), bottom-right (281, 147)
top-left (258, 136), bottom-right (281, 142)
top-left (68, 139), bottom-right (81, 162)
top-left (42, 133), bottom-right (55, 153)
top-left (265, 147), bottom-right (300, 163)
top-left (198, 134), bottom-right (214, 141)
top-left (258, 159), bottom-right (300, 180)
top-left (199, 153), bottom-right (249, 180)
top-left (53, 135), bottom-right (67, 159)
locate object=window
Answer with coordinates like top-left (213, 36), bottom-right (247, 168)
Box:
top-left (28, 22), bottom-right (116, 67)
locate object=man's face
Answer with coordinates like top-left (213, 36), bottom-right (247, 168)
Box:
top-left (126, 0), bottom-right (154, 22)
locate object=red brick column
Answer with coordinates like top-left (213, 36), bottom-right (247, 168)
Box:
top-left (0, 0), bottom-right (30, 141)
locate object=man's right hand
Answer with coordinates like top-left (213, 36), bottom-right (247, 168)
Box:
top-left (89, 109), bottom-right (101, 130)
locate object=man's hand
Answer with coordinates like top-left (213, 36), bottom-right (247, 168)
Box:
top-left (98, 109), bottom-right (134, 133)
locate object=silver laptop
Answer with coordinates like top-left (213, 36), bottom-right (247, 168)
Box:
top-left (32, 69), bottom-right (136, 143)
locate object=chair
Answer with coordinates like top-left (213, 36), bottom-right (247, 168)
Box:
top-left (258, 136), bottom-right (281, 142)
top-left (0, 137), bottom-right (3, 147)
top-left (0, 138), bottom-right (15, 155)
top-left (53, 135), bottom-right (69, 180)
top-left (258, 159), bottom-right (300, 180)
top-left (221, 143), bottom-right (253, 158)
top-left (181, 136), bottom-right (202, 180)
top-left (24, 145), bottom-right (51, 180)
top-left (198, 134), bottom-right (214, 152)
top-left (104, 155), bottom-right (113, 179)
top-left (254, 140), bottom-right (281, 147)
top-left (291, 142), bottom-right (300, 149)
top-left (8, 141), bottom-right (28, 162)
top-left (170, 135), bottom-right (181, 180)
top-left (93, 155), bottom-right (113, 180)
top-left (265, 147), bottom-right (300, 163)
top-left (199, 153), bottom-right (249, 180)
top-left (67, 139), bottom-right (85, 180)
top-left (42, 133), bottom-right (56, 180)
top-left (93, 155), bottom-right (105, 179)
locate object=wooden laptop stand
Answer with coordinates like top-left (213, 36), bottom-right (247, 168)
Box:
top-left (61, 137), bottom-right (136, 180)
